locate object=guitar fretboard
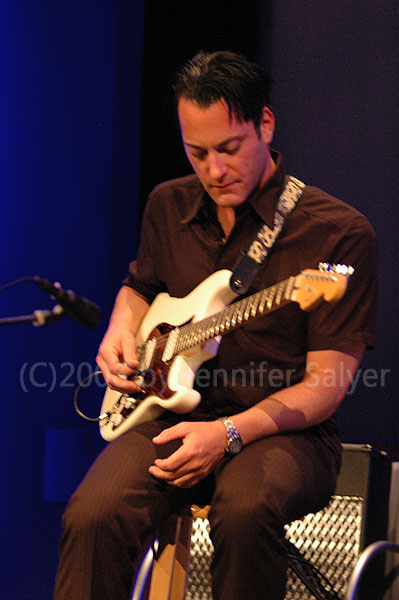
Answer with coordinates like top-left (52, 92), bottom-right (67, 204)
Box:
top-left (172, 275), bottom-right (297, 357)
top-left (134, 268), bottom-right (347, 369)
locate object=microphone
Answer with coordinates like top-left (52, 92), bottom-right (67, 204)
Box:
top-left (33, 277), bottom-right (102, 328)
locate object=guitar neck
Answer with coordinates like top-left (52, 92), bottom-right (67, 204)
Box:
top-left (173, 275), bottom-right (296, 357)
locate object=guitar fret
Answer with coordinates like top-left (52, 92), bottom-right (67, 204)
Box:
top-left (198, 323), bottom-right (206, 343)
top-left (192, 322), bottom-right (203, 346)
top-left (227, 304), bottom-right (237, 328)
top-left (224, 304), bottom-right (234, 330)
top-left (243, 296), bottom-right (253, 321)
top-left (178, 324), bottom-right (191, 353)
top-left (267, 286), bottom-right (277, 310)
top-left (251, 293), bottom-right (261, 317)
top-left (206, 318), bottom-right (216, 338)
top-left (261, 289), bottom-right (268, 311)
top-left (285, 276), bottom-right (296, 300)
top-left (214, 314), bottom-right (222, 335)
top-left (275, 282), bottom-right (285, 306)
top-left (232, 303), bottom-right (242, 325)
top-left (217, 309), bottom-right (226, 334)
top-left (175, 330), bottom-right (184, 354)
top-left (246, 297), bottom-right (254, 316)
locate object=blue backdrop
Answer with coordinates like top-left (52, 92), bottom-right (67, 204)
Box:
top-left (0, 1), bottom-right (143, 597)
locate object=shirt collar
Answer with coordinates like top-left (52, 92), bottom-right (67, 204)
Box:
top-left (179, 183), bottom-right (207, 225)
top-left (179, 150), bottom-right (286, 228)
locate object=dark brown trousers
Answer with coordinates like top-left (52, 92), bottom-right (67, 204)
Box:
top-left (53, 416), bottom-right (341, 600)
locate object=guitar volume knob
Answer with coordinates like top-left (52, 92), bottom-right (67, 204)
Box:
top-left (109, 413), bottom-right (123, 427)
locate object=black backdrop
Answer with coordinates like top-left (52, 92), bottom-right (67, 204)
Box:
top-left (137, 0), bottom-right (398, 452)
top-left (138, 1), bottom-right (268, 216)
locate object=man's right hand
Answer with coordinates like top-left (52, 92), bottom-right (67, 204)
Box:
top-left (96, 286), bottom-right (150, 395)
top-left (96, 326), bottom-right (141, 395)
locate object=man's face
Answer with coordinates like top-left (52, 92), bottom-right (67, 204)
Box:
top-left (178, 97), bottom-right (275, 208)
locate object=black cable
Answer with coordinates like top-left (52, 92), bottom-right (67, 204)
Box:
top-left (1, 275), bottom-right (102, 328)
top-left (284, 539), bottom-right (341, 600)
top-left (0, 276), bottom-right (36, 293)
top-left (73, 371), bottom-right (108, 422)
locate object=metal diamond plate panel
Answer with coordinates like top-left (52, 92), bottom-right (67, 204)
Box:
top-left (186, 517), bottom-right (213, 600)
top-left (185, 495), bottom-right (363, 600)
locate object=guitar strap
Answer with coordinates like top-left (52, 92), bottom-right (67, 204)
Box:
top-left (230, 175), bottom-right (305, 294)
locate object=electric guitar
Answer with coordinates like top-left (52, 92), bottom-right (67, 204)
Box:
top-left (99, 265), bottom-right (351, 441)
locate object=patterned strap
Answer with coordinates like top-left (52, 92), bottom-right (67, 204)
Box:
top-left (230, 176), bottom-right (305, 294)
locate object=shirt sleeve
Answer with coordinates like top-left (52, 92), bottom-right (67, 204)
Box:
top-left (123, 190), bottom-right (166, 303)
top-left (307, 215), bottom-right (378, 351)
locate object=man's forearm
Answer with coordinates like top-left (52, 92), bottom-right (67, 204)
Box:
top-left (108, 285), bottom-right (149, 335)
top-left (229, 348), bottom-right (363, 446)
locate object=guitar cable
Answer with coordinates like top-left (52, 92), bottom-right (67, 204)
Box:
top-left (73, 369), bottom-right (145, 424)
top-left (73, 371), bottom-right (111, 422)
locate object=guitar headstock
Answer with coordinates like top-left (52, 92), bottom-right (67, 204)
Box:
top-left (292, 264), bottom-right (353, 311)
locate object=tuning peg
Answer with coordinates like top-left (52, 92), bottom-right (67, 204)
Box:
top-left (318, 263), bottom-right (354, 276)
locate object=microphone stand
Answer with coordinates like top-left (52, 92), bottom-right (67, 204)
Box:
top-left (0, 275), bottom-right (101, 328)
top-left (0, 304), bottom-right (65, 327)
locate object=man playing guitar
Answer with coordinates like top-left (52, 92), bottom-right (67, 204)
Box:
top-left (54, 51), bottom-right (377, 600)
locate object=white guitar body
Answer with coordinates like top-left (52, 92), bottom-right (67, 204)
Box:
top-left (97, 264), bottom-right (350, 441)
top-left (99, 270), bottom-right (238, 441)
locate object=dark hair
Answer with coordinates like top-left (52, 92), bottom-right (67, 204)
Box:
top-left (173, 50), bottom-right (272, 128)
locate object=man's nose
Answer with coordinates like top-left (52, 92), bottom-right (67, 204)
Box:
top-left (207, 152), bottom-right (227, 181)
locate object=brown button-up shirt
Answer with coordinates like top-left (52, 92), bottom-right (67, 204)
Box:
top-left (125, 152), bottom-right (377, 421)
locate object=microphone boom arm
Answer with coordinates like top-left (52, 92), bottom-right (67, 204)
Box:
top-left (0, 304), bottom-right (65, 327)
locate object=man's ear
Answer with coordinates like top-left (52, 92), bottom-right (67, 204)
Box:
top-left (259, 106), bottom-right (275, 144)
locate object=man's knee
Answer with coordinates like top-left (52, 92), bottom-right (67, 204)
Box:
top-left (62, 488), bottom-right (118, 534)
top-left (209, 490), bottom-right (282, 543)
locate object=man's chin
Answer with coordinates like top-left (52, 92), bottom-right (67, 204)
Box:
top-left (208, 190), bottom-right (246, 208)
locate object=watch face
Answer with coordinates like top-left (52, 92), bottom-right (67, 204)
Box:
top-left (229, 436), bottom-right (243, 454)
top-left (219, 417), bottom-right (243, 455)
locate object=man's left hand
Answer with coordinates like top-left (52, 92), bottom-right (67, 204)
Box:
top-left (149, 421), bottom-right (227, 487)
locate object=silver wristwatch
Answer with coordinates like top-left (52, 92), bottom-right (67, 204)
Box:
top-left (218, 416), bottom-right (243, 455)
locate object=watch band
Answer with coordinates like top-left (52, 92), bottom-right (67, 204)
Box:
top-left (218, 416), bottom-right (243, 455)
